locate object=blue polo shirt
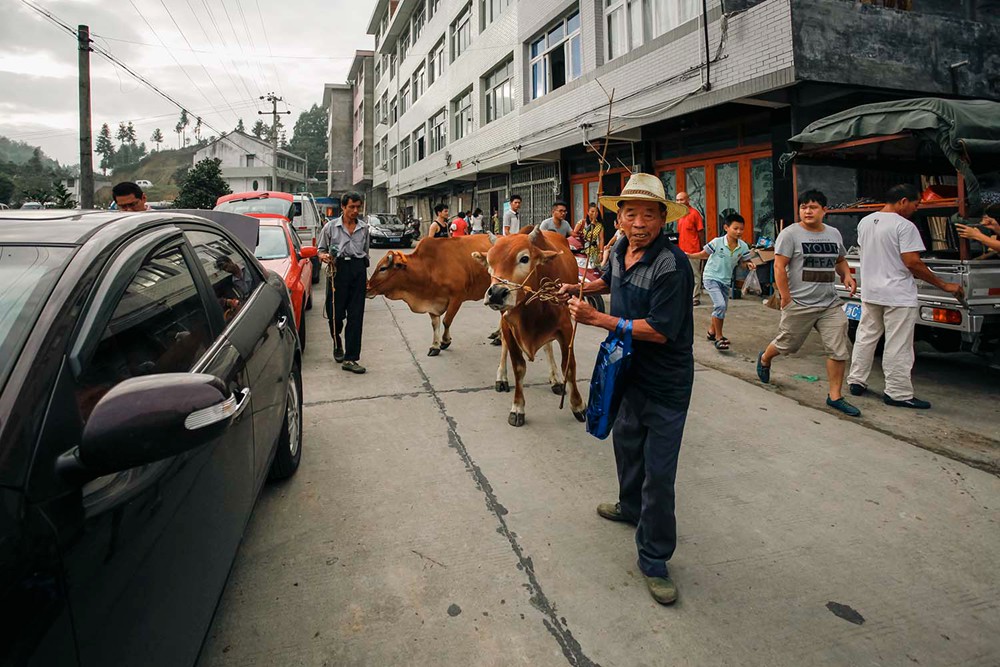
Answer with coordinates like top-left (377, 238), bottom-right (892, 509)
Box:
top-left (601, 230), bottom-right (694, 409)
top-left (702, 236), bottom-right (751, 285)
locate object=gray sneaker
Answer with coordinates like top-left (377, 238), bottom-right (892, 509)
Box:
top-left (644, 574), bottom-right (679, 605)
top-left (341, 361), bottom-right (366, 374)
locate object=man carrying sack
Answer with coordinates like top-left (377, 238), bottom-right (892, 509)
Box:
top-left (560, 173), bottom-right (693, 605)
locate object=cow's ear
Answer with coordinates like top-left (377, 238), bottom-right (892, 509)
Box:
top-left (538, 250), bottom-right (560, 263)
top-left (471, 251), bottom-right (489, 268)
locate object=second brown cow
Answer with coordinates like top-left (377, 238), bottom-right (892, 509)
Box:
top-left (474, 226), bottom-right (586, 427)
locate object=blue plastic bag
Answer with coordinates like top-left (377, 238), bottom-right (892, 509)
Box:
top-left (585, 319), bottom-right (633, 440)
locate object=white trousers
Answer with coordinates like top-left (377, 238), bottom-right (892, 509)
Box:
top-left (847, 303), bottom-right (919, 400)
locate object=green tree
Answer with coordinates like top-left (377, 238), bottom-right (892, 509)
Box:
top-left (193, 116), bottom-right (203, 143)
top-left (251, 119), bottom-right (268, 139)
top-left (267, 117), bottom-right (284, 144)
top-left (95, 123), bottom-right (116, 175)
top-left (116, 121), bottom-right (129, 145)
top-left (151, 128), bottom-right (164, 151)
top-left (52, 180), bottom-right (76, 208)
top-left (125, 121), bottom-right (137, 144)
top-left (175, 109), bottom-right (190, 148)
top-left (235, 118), bottom-right (246, 133)
top-left (288, 104), bottom-right (328, 178)
top-left (174, 157), bottom-right (230, 209)
top-left (0, 173), bottom-right (15, 204)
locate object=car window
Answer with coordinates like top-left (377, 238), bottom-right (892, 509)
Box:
top-left (75, 245), bottom-right (213, 421)
top-left (254, 226), bottom-right (290, 261)
top-left (214, 197), bottom-right (293, 218)
top-left (186, 230), bottom-right (260, 323)
top-left (0, 245), bottom-right (73, 392)
top-left (288, 226), bottom-right (303, 253)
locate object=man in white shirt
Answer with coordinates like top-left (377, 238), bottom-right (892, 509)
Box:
top-left (502, 194), bottom-right (521, 235)
top-left (847, 184), bottom-right (963, 408)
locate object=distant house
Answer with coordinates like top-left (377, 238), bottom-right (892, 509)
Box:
top-left (60, 173), bottom-right (112, 204)
top-left (193, 131), bottom-right (307, 193)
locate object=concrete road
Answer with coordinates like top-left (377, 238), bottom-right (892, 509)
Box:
top-left (199, 249), bottom-right (1000, 667)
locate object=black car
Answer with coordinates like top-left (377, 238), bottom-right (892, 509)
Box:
top-left (0, 210), bottom-right (303, 666)
top-left (367, 213), bottom-right (414, 247)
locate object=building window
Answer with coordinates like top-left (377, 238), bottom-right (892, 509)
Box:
top-left (380, 91), bottom-right (388, 123)
top-left (412, 63), bottom-right (426, 103)
top-left (400, 136), bottom-right (412, 169)
top-left (450, 4), bottom-right (472, 62)
top-left (483, 57), bottom-right (513, 123)
top-left (388, 145), bottom-right (398, 175)
top-left (246, 154), bottom-right (255, 167)
top-left (529, 11), bottom-right (582, 100)
top-left (430, 109), bottom-right (447, 153)
top-left (375, 141), bottom-right (381, 168)
top-left (399, 29), bottom-right (411, 61)
top-left (400, 82), bottom-right (411, 115)
top-left (358, 141), bottom-right (365, 167)
top-left (374, 59), bottom-right (382, 83)
top-left (413, 7), bottom-right (425, 42)
top-left (428, 37), bottom-right (445, 86)
top-left (452, 88), bottom-right (473, 140)
top-left (480, 0), bottom-right (511, 31)
top-left (429, 0), bottom-right (440, 19)
top-left (374, 100), bottom-right (382, 125)
top-left (651, 0), bottom-right (700, 36)
top-left (413, 126), bottom-right (426, 162)
top-left (606, 0), bottom-right (653, 58)
top-left (390, 53), bottom-right (397, 79)
top-left (380, 136), bottom-right (388, 168)
top-left (389, 96), bottom-right (398, 125)
top-left (357, 101), bottom-right (364, 130)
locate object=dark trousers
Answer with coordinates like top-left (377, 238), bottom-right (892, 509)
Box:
top-left (325, 258), bottom-right (366, 362)
top-left (613, 386), bottom-right (688, 578)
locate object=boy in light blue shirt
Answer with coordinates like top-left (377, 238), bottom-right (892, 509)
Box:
top-left (686, 213), bottom-right (754, 350)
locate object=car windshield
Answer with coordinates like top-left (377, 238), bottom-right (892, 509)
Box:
top-left (371, 214), bottom-right (403, 228)
top-left (0, 245), bottom-right (73, 390)
top-left (215, 197), bottom-right (293, 218)
top-left (254, 226), bottom-right (289, 260)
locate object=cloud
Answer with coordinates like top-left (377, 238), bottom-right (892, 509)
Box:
top-left (3, 0), bottom-right (373, 163)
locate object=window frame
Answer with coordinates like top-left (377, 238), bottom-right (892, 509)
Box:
top-left (413, 125), bottom-right (426, 162)
top-left (529, 11), bottom-right (582, 100)
top-left (428, 37), bottom-right (446, 86)
top-left (450, 4), bottom-right (473, 62)
top-left (483, 57), bottom-right (513, 123)
top-left (452, 88), bottom-right (473, 140)
top-left (388, 145), bottom-right (398, 175)
top-left (412, 7), bottom-right (425, 42)
top-left (400, 82), bottom-right (411, 115)
top-left (400, 136), bottom-right (412, 169)
top-left (412, 63), bottom-right (426, 103)
top-left (480, 0), bottom-right (511, 31)
top-left (430, 108), bottom-right (447, 153)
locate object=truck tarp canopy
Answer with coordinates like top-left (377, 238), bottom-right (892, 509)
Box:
top-left (785, 98), bottom-right (1000, 212)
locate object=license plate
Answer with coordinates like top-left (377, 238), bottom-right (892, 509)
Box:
top-left (389, 237), bottom-right (400, 243)
top-left (843, 303), bottom-right (862, 321)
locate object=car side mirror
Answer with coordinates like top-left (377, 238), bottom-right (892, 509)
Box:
top-left (300, 246), bottom-right (318, 259)
top-left (57, 373), bottom-right (247, 483)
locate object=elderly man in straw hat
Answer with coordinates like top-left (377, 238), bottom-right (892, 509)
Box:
top-left (560, 173), bottom-right (693, 605)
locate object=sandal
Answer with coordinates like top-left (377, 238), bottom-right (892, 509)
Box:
top-left (715, 338), bottom-right (730, 350)
top-left (706, 331), bottom-right (717, 342)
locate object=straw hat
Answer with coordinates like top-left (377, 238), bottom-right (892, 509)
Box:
top-left (599, 173), bottom-right (689, 223)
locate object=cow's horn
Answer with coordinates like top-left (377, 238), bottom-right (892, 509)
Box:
top-left (488, 232), bottom-right (497, 246)
top-left (528, 226), bottom-right (541, 242)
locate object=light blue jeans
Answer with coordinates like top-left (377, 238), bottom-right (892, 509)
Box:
top-left (703, 278), bottom-right (729, 320)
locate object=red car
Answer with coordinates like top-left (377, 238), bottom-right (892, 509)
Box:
top-left (255, 218), bottom-right (315, 347)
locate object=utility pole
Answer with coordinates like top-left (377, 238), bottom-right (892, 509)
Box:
top-left (259, 92), bottom-right (290, 192)
top-left (78, 25), bottom-right (94, 209)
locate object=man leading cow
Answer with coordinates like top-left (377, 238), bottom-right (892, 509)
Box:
top-left (561, 173), bottom-right (693, 606)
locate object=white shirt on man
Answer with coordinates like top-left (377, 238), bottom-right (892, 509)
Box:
top-left (503, 208), bottom-right (520, 234)
top-left (857, 211), bottom-right (926, 307)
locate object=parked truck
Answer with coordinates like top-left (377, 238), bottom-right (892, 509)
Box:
top-left (784, 98), bottom-right (1000, 368)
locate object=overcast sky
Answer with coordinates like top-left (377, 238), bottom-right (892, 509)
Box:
top-left (1, 0), bottom-right (374, 165)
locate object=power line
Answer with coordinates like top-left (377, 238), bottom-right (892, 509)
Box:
top-left (231, 0), bottom-right (276, 95)
top-left (157, 0), bottom-right (246, 125)
top-left (195, 0), bottom-right (258, 102)
top-left (178, 0), bottom-right (256, 117)
top-left (218, 0), bottom-right (269, 97)
top-left (90, 32), bottom-right (356, 60)
top-left (254, 0), bottom-right (286, 97)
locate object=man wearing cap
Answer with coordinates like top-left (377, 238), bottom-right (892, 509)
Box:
top-left (560, 173), bottom-right (693, 605)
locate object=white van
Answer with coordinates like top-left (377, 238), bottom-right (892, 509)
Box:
top-left (292, 193), bottom-right (323, 284)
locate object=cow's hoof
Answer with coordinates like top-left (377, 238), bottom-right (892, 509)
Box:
top-left (495, 381), bottom-right (510, 392)
top-left (551, 383), bottom-right (565, 396)
top-left (428, 347), bottom-right (441, 357)
top-left (573, 410), bottom-right (586, 423)
top-left (440, 340), bottom-right (452, 350)
top-left (490, 337), bottom-right (503, 346)
top-left (508, 412), bottom-right (525, 427)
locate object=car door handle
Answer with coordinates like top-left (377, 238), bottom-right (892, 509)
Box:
top-left (184, 388), bottom-right (251, 430)
top-left (277, 316), bottom-right (289, 332)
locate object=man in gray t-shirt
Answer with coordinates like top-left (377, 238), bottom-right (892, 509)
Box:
top-left (503, 194), bottom-right (522, 235)
top-left (756, 190), bottom-right (861, 418)
top-left (539, 200), bottom-right (573, 237)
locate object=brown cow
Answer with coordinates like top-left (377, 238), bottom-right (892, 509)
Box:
top-left (473, 226), bottom-right (586, 427)
top-left (367, 235), bottom-right (495, 356)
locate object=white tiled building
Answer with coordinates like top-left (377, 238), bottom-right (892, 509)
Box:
top-left (193, 131), bottom-right (306, 194)
top-left (358, 0), bottom-right (998, 237)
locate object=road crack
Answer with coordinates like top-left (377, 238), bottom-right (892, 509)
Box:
top-left (385, 299), bottom-right (600, 667)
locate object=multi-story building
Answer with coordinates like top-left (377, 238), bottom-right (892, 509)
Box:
top-left (323, 83), bottom-right (355, 202)
top-left (364, 0), bottom-right (998, 237)
top-left (349, 51), bottom-right (377, 205)
top-left (193, 131), bottom-right (306, 193)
